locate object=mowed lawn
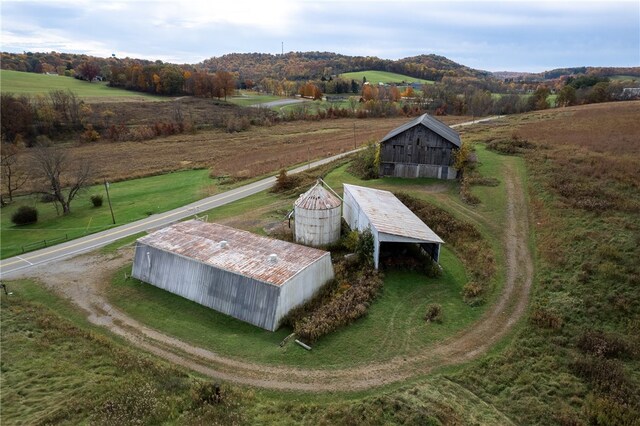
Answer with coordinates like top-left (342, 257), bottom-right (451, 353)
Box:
top-left (0, 169), bottom-right (214, 259)
top-left (0, 69), bottom-right (162, 100)
top-left (340, 70), bottom-right (434, 85)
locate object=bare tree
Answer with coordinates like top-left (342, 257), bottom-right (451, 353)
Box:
top-left (0, 144), bottom-right (29, 204)
top-left (31, 144), bottom-right (92, 214)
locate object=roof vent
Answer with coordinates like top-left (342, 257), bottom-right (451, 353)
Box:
top-left (220, 240), bottom-right (228, 248)
top-left (268, 253), bottom-right (278, 264)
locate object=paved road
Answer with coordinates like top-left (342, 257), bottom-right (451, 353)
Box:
top-left (0, 115), bottom-right (503, 279)
top-left (0, 150), bottom-right (356, 278)
top-left (251, 98), bottom-right (307, 108)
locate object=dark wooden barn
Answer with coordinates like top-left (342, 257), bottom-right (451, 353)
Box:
top-left (378, 113), bottom-right (461, 180)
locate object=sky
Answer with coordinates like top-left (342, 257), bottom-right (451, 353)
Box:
top-left (1, 0), bottom-right (638, 72)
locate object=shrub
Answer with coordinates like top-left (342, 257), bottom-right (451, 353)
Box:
top-left (271, 169), bottom-right (300, 193)
top-left (90, 194), bottom-right (103, 207)
top-left (486, 134), bottom-right (535, 154)
top-left (577, 330), bottom-right (635, 359)
top-left (530, 307), bottom-right (563, 329)
top-left (462, 281), bottom-right (483, 299)
top-left (289, 262), bottom-right (384, 343)
top-left (11, 206), bottom-right (38, 225)
top-left (355, 228), bottom-right (375, 266)
top-left (424, 304), bottom-right (443, 323)
top-left (348, 142), bottom-right (379, 180)
top-left (40, 193), bottom-right (57, 203)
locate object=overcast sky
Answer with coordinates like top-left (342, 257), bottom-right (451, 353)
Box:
top-left (1, 0), bottom-right (638, 72)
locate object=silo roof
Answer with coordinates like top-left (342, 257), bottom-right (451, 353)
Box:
top-left (295, 182), bottom-right (342, 210)
top-left (137, 220), bottom-right (330, 286)
top-left (343, 184), bottom-right (444, 244)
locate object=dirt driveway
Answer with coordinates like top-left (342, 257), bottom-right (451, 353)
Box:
top-left (16, 159), bottom-right (533, 392)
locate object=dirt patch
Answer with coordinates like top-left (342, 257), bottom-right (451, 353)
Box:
top-left (12, 155), bottom-right (533, 392)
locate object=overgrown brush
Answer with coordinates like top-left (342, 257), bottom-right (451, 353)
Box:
top-left (486, 133), bottom-right (535, 154)
top-left (283, 260), bottom-right (383, 343)
top-left (424, 304), bottom-right (443, 323)
top-left (348, 141), bottom-right (379, 180)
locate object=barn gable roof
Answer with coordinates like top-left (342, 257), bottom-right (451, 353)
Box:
top-left (380, 113), bottom-right (461, 147)
top-left (137, 220), bottom-right (330, 286)
top-left (343, 184), bottom-right (444, 244)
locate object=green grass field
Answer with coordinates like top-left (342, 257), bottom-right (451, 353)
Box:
top-left (340, 70), bottom-right (434, 85)
top-left (0, 169), bottom-right (215, 259)
top-left (227, 90), bottom-right (283, 107)
top-left (0, 69), bottom-right (162, 100)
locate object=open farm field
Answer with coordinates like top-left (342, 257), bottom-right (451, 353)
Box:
top-left (340, 70), bottom-right (434, 85)
top-left (0, 69), bottom-right (162, 101)
top-left (450, 100), bottom-right (640, 424)
top-left (11, 115), bottom-right (468, 186)
top-left (227, 90), bottom-right (283, 106)
top-left (4, 102), bottom-right (638, 425)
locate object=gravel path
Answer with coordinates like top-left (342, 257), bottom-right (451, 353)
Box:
top-left (17, 159), bottom-right (533, 391)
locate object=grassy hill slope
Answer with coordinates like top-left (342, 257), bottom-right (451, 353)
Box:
top-left (0, 69), bottom-right (161, 100)
top-left (340, 70), bottom-right (434, 85)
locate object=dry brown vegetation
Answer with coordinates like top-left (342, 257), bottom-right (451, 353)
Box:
top-left (12, 115), bottom-right (468, 190)
top-left (456, 101), bottom-right (640, 424)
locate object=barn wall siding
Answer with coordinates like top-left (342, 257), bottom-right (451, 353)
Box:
top-left (379, 126), bottom-right (458, 180)
top-left (274, 254), bottom-right (334, 326)
top-left (132, 243), bottom-right (281, 331)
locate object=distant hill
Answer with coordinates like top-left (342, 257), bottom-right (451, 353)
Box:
top-left (198, 51), bottom-right (487, 82)
top-left (492, 66), bottom-right (640, 81)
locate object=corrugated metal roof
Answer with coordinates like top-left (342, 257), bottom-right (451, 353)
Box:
top-left (137, 220), bottom-right (330, 286)
top-left (295, 182), bottom-right (342, 210)
top-left (380, 113), bottom-right (461, 147)
top-left (344, 184), bottom-right (444, 244)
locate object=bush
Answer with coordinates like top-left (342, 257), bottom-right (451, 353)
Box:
top-left (90, 194), bottom-right (103, 207)
top-left (348, 142), bottom-right (379, 180)
top-left (424, 304), bottom-right (443, 323)
top-left (288, 262), bottom-right (384, 343)
top-left (40, 193), bottom-right (57, 203)
top-left (271, 169), bottom-right (300, 193)
top-left (577, 330), bottom-right (635, 359)
top-left (355, 228), bottom-right (375, 266)
top-left (530, 307), bottom-right (563, 329)
top-left (11, 206), bottom-right (38, 225)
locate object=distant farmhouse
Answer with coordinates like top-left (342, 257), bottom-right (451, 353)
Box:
top-left (379, 113), bottom-right (461, 180)
top-left (342, 184), bottom-right (444, 269)
top-left (132, 220), bottom-right (334, 331)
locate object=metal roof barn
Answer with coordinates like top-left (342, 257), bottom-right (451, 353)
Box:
top-left (131, 220), bottom-right (334, 331)
top-left (342, 184), bottom-right (444, 269)
top-left (294, 181), bottom-right (342, 247)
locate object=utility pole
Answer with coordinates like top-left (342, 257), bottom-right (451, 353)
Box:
top-left (104, 179), bottom-right (116, 225)
top-left (353, 122), bottom-right (356, 149)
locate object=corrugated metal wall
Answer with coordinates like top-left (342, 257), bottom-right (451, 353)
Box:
top-left (132, 243), bottom-right (282, 331)
top-left (294, 205), bottom-right (341, 246)
top-left (274, 253), bottom-right (334, 326)
top-left (342, 187), bottom-right (382, 269)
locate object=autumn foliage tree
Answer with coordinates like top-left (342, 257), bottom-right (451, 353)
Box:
top-left (299, 82), bottom-right (322, 99)
top-left (77, 61), bottom-right (101, 82)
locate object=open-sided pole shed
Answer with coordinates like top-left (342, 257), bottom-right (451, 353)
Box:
top-left (342, 184), bottom-right (444, 269)
top-left (131, 220), bottom-right (334, 331)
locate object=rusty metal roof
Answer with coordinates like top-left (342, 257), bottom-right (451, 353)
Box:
top-left (137, 220), bottom-right (330, 286)
top-left (295, 182), bottom-right (342, 210)
top-left (343, 184), bottom-right (444, 244)
top-left (380, 113), bottom-right (461, 147)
